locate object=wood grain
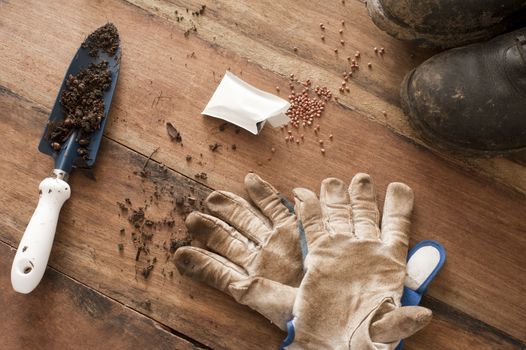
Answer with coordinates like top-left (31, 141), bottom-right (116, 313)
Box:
top-left (0, 86), bottom-right (282, 349)
top-left (0, 0), bottom-right (525, 346)
top-left (0, 83), bottom-right (524, 349)
top-left (124, 0), bottom-right (526, 194)
top-left (0, 241), bottom-right (203, 350)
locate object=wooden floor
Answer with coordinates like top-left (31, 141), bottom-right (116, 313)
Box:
top-left (0, 1), bottom-right (525, 349)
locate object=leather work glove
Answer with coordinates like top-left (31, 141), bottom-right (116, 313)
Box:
top-left (281, 173), bottom-right (432, 349)
top-left (174, 173), bottom-right (302, 328)
top-left (174, 173), bottom-right (431, 346)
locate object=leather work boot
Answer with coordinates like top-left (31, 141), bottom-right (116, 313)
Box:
top-left (367, 0), bottom-right (526, 48)
top-left (400, 28), bottom-right (526, 154)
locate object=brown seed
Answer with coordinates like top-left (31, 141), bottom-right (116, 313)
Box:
top-left (355, 51), bottom-right (360, 58)
top-left (51, 142), bottom-right (61, 151)
top-left (271, 147), bottom-right (276, 153)
top-left (382, 110), bottom-right (387, 116)
top-left (329, 134), bottom-right (333, 140)
top-left (341, 20), bottom-right (345, 26)
top-left (321, 35), bottom-right (325, 41)
top-left (374, 47), bottom-right (378, 53)
top-left (334, 48), bottom-right (338, 53)
top-left (276, 86), bottom-right (280, 92)
top-left (293, 47), bottom-right (298, 52)
top-left (321, 148), bottom-right (326, 154)
top-left (380, 47), bottom-right (385, 54)
top-left (347, 56), bottom-right (351, 61)
top-left (319, 140), bottom-right (324, 145)
top-left (339, 29), bottom-right (343, 34)
top-left (368, 62), bottom-right (372, 68)
top-left (340, 40), bottom-right (345, 45)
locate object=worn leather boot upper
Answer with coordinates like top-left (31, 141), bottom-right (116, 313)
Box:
top-left (367, 0), bottom-right (526, 48)
top-left (401, 28), bottom-right (526, 154)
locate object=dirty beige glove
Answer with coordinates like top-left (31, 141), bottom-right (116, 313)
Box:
top-left (174, 173), bottom-right (302, 328)
top-left (282, 173), bottom-right (432, 349)
top-left (174, 173), bottom-right (427, 345)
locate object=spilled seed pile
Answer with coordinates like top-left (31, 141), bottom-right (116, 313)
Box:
top-left (47, 23), bottom-right (119, 159)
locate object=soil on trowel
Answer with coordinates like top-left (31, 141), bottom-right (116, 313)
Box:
top-left (46, 23), bottom-right (120, 159)
top-left (47, 61), bottom-right (112, 159)
top-left (81, 22), bottom-right (120, 57)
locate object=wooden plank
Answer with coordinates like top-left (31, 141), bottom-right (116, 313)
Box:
top-left (0, 241), bottom-right (203, 350)
top-left (0, 0), bottom-right (524, 195)
top-left (406, 297), bottom-right (524, 350)
top-left (0, 86), bottom-right (283, 350)
top-left (0, 0), bottom-right (525, 342)
top-left (123, 0), bottom-right (526, 194)
top-left (0, 84), bottom-right (524, 350)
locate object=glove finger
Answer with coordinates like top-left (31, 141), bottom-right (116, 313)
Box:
top-left (245, 173), bottom-right (294, 225)
top-left (381, 182), bottom-right (413, 257)
top-left (229, 277), bottom-right (297, 331)
top-left (293, 187), bottom-right (324, 246)
top-left (320, 177), bottom-right (353, 235)
top-left (206, 190), bottom-right (270, 244)
top-left (349, 173), bottom-right (380, 240)
top-left (370, 306), bottom-right (432, 343)
top-left (186, 212), bottom-right (256, 269)
top-left (174, 246), bottom-right (247, 295)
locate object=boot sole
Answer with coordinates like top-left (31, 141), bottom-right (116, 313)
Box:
top-left (366, 0), bottom-right (522, 48)
top-left (400, 69), bottom-right (526, 156)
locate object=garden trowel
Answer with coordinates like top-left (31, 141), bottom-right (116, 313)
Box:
top-left (11, 25), bottom-right (121, 293)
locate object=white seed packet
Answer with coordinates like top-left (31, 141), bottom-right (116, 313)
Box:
top-left (202, 71), bottom-right (290, 135)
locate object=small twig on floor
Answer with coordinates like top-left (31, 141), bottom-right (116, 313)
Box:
top-left (142, 146), bottom-right (160, 171)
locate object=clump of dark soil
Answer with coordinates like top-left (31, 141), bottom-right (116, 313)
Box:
top-left (82, 23), bottom-right (120, 57)
top-left (47, 61), bottom-right (112, 157)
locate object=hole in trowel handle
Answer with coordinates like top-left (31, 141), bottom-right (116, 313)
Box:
top-left (18, 259), bottom-right (34, 275)
top-left (22, 246), bottom-right (28, 252)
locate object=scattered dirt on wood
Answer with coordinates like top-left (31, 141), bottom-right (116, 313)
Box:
top-left (129, 208), bottom-right (145, 227)
top-left (191, 4), bottom-right (206, 16)
top-left (81, 22), bottom-right (120, 57)
top-left (116, 160), bottom-right (207, 281)
top-left (209, 142), bottom-right (221, 152)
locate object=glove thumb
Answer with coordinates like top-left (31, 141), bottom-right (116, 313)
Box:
top-left (370, 306), bottom-right (432, 343)
top-left (228, 277), bottom-right (297, 331)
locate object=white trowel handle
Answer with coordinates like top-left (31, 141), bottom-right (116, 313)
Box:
top-left (11, 175), bottom-right (70, 294)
